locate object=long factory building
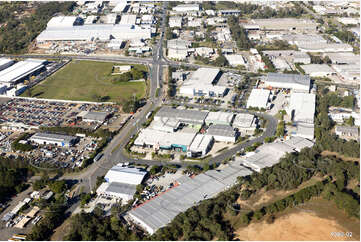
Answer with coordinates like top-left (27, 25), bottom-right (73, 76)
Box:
top-left (0, 58), bottom-right (46, 86)
top-left (127, 136), bottom-right (314, 234)
top-left (37, 16), bottom-right (151, 43)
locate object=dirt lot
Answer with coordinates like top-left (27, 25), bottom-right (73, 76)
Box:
top-left (235, 198), bottom-right (360, 241)
top-left (235, 211), bottom-right (356, 241)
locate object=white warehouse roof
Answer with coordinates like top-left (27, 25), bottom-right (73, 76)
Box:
top-left (47, 16), bottom-right (81, 28)
top-left (37, 24), bottom-right (151, 42)
top-left (301, 64), bottom-right (336, 77)
top-left (172, 4), bottom-right (200, 12)
top-left (189, 134), bottom-right (213, 154)
top-left (242, 142), bottom-right (295, 172)
top-left (134, 128), bottom-right (197, 150)
top-left (246, 89), bottom-right (270, 109)
top-left (189, 67), bottom-right (221, 85)
top-left (205, 111), bottom-right (234, 125)
top-left (120, 15), bottom-right (137, 25)
top-left (104, 164), bottom-right (147, 185)
top-left (289, 92), bottom-right (316, 124)
top-left (224, 54), bottom-right (247, 67)
top-left (112, 1), bottom-right (127, 12)
top-left (233, 113), bottom-right (255, 128)
top-left (0, 59), bottom-right (46, 84)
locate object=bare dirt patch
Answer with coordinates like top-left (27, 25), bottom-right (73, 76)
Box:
top-left (235, 211), bottom-right (356, 241)
top-left (50, 217), bottom-right (73, 241)
top-left (321, 150), bottom-right (359, 162)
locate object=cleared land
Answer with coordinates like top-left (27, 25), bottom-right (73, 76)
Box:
top-left (235, 198), bottom-right (360, 241)
top-left (22, 60), bottom-right (147, 103)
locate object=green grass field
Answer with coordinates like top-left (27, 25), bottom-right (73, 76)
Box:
top-left (23, 60), bottom-right (147, 103)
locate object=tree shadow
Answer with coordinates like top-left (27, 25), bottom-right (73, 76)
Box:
top-left (33, 91), bottom-right (44, 97)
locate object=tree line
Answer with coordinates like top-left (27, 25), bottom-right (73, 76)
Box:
top-left (228, 16), bottom-right (253, 50)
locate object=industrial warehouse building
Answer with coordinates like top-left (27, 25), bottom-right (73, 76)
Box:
top-left (179, 68), bottom-right (227, 98)
top-left (205, 111), bottom-right (234, 126)
top-left (97, 164), bottom-right (147, 203)
top-left (252, 18), bottom-right (318, 31)
top-left (206, 124), bottom-right (237, 143)
top-left (241, 137), bottom-right (313, 172)
top-left (0, 59), bottom-right (46, 86)
top-left (172, 4), bottom-right (200, 12)
top-left (46, 16), bottom-right (83, 28)
top-left (149, 118), bottom-right (181, 133)
top-left (324, 52), bottom-right (360, 65)
top-left (241, 142), bottom-right (295, 172)
top-left (37, 16), bottom-right (151, 43)
top-left (0, 58), bottom-right (14, 72)
top-left (301, 64), bottom-right (336, 78)
top-left (296, 42), bottom-right (353, 53)
top-left (77, 111), bottom-right (108, 123)
top-left (188, 134), bottom-right (214, 157)
top-left (262, 50), bottom-right (311, 65)
top-left (264, 73), bottom-right (311, 92)
top-left (134, 128), bottom-right (197, 152)
top-left (335, 126), bottom-right (359, 140)
top-left (29, 132), bottom-right (79, 147)
top-left (154, 106), bottom-right (208, 127)
top-left (104, 165), bottom-right (147, 185)
top-left (246, 89), bottom-right (271, 109)
top-left (233, 113), bottom-right (257, 135)
top-left (127, 162), bottom-right (252, 235)
top-left (288, 92), bottom-right (316, 139)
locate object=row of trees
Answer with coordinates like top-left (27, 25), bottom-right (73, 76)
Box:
top-left (250, 5), bottom-right (306, 19)
top-left (167, 66), bottom-right (177, 97)
top-left (240, 180), bottom-right (326, 225)
top-left (228, 16), bottom-right (253, 50)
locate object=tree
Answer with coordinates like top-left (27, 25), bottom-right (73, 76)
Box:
top-left (345, 116), bottom-right (355, 126)
top-left (214, 55), bottom-right (228, 67)
top-left (49, 180), bottom-right (67, 194)
top-left (276, 121), bottom-right (285, 137)
top-left (80, 193), bottom-right (92, 206)
top-left (165, 28), bottom-right (173, 40)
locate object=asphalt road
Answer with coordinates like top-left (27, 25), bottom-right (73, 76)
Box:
top-left (62, 1), bottom-right (169, 195)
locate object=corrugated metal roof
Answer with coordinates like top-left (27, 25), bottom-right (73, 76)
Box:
top-left (266, 73), bottom-right (310, 86)
top-left (207, 124), bottom-right (235, 137)
top-left (128, 163), bottom-right (252, 234)
top-left (155, 106), bottom-right (208, 123)
top-left (0, 59), bottom-right (45, 84)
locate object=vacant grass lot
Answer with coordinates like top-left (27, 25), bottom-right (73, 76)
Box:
top-left (22, 60), bottom-right (147, 103)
